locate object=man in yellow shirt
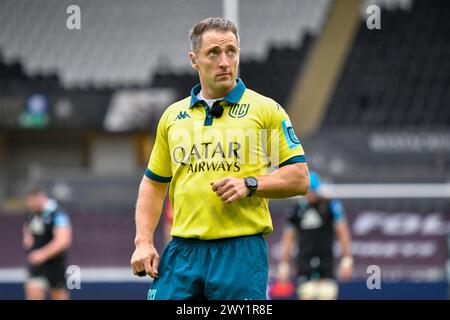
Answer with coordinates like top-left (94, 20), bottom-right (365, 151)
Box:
top-left (131, 17), bottom-right (310, 300)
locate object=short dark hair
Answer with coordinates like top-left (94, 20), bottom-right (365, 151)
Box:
top-left (189, 17), bottom-right (239, 52)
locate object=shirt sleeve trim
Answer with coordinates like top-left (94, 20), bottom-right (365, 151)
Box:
top-left (145, 168), bottom-right (172, 183)
top-left (278, 155), bottom-right (307, 167)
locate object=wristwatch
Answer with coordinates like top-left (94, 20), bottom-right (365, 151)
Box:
top-left (244, 176), bottom-right (258, 197)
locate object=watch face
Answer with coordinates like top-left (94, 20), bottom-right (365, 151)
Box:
top-left (246, 177), bottom-right (258, 189)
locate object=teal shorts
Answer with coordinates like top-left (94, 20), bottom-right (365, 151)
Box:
top-left (148, 234), bottom-right (268, 300)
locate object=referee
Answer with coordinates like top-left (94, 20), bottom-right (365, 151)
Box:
top-left (131, 17), bottom-right (310, 300)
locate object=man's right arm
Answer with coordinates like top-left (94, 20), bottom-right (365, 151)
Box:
top-left (331, 200), bottom-right (353, 282)
top-left (131, 176), bottom-right (168, 278)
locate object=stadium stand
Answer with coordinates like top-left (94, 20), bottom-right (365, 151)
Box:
top-left (324, 0), bottom-right (450, 129)
top-left (0, 0), bottom-right (330, 87)
top-left (302, 0), bottom-right (450, 183)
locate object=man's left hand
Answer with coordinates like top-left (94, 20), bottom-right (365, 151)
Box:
top-left (211, 177), bottom-right (250, 203)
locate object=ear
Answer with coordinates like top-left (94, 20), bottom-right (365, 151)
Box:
top-left (188, 52), bottom-right (198, 70)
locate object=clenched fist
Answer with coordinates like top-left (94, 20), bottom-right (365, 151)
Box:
top-left (211, 177), bottom-right (250, 203)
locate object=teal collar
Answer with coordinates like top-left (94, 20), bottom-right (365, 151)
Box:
top-left (189, 78), bottom-right (246, 108)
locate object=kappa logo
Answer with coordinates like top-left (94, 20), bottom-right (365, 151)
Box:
top-left (148, 289), bottom-right (157, 300)
top-left (229, 103), bottom-right (250, 118)
top-left (175, 111), bottom-right (191, 121)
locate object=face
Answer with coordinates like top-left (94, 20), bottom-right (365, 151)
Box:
top-left (25, 193), bottom-right (46, 213)
top-left (189, 30), bottom-right (239, 98)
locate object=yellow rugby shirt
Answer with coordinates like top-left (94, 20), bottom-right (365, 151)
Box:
top-left (146, 79), bottom-right (306, 240)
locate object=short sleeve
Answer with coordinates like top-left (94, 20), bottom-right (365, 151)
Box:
top-left (53, 211), bottom-right (71, 228)
top-left (266, 102), bottom-right (306, 168)
top-left (145, 110), bottom-right (172, 182)
top-left (330, 200), bottom-right (346, 223)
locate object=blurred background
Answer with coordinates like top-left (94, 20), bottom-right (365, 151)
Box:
top-left (0, 0), bottom-right (449, 299)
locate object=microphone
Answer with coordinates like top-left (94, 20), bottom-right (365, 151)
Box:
top-left (209, 103), bottom-right (224, 118)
